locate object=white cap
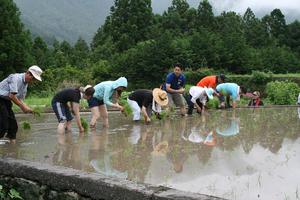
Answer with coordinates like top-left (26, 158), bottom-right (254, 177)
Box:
top-left (28, 65), bottom-right (43, 81)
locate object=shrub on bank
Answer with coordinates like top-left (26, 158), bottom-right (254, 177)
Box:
top-left (266, 81), bottom-right (300, 105)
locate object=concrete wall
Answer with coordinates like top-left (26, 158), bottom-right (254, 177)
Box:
top-left (0, 158), bottom-right (225, 200)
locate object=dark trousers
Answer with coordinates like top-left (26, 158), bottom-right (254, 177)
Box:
top-left (0, 98), bottom-right (18, 140)
top-left (184, 95), bottom-right (203, 115)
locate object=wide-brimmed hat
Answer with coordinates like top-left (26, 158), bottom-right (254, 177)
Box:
top-left (83, 85), bottom-right (93, 92)
top-left (204, 87), bottom-right (214, 100)
top-left (28, 65), bottom-right (43, 81)
top-left (152, 141), bottom-right (169, 156)
top-left (153, 88), bottom-right (168, 106)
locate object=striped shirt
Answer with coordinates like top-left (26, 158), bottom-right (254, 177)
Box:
top-left (0, 73), bottom-right (28, 100)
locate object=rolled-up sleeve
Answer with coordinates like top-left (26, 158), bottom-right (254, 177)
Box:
top-left (8, 75), bottom-right (18, 94)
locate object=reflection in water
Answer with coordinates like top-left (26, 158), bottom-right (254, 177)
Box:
top-left (88, 129), bottom-right (128, 178)
top-left (1, 108), bottom-right (300, 200)
top-left (216, 117), bottom-right (240, 137)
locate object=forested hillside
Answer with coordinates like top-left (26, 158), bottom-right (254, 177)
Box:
top-left (1, 0), bottom-right (300, 94)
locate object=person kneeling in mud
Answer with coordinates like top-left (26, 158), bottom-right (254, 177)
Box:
top-left (127, 88), bottom-right (168, 123)
top-left (248, 91), bottom-right (264, 107)
top-left (185, 86), bottom-right (214, 115)
top-left (52, 85), bottom-right (95, 134)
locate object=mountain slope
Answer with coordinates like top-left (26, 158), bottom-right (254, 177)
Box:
top-left (14, 0), bottom-right (112, 44)
top-left (13, 0), bottom-right (300, 45)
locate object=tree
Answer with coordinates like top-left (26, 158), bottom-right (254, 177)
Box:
top-left (197, 0), bottom-right (215, 30)
top-left (286, 20), bottom-right (300, 56)
top-left (162, 0), bottom-right (195, 34)
top-left (104, 0), bottom-right (153, 52)
top-left (111, 32), bottom-right (177, 88)
top-left (0, 0), bottom-right (34, 77)
top-left (215, 12), bottom-right (250, 73)
top-left (70, 37), bottom-right (90, 68)
top-left (242, 8), bottom-right (270, 47)
top-left (262, 9), bottom-right (287, 45)
top-left (32, 36), bottom-right (53, 68)
top-left (190, 29), bottom-right (223, 69)
top-left (259, 46), bottom-right (300, 73)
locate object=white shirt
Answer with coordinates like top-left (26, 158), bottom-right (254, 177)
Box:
top-left (189, 86), bottom-right (207, 105)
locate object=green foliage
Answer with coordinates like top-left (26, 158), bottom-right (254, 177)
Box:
top-left (266, 81), bottom-right (300, 105)
top-left (100, 0), bottom-right (153, 52)
top-left (0, 184), bottom-right (23, 199)
top-left (206, 98), bottom-right (219, 109)
top-left (29, 66), bottom-right (94, 97)
top-left (250, 71), bottom-right (273, 84)
top-left (184, 68), bottom-right (218, 85)
top-left (119, 92), bottom-right (132, 117)
top-left (80, 117), bottom-right (89, 132)
top-left (8, 189), bottom-right (22, 199)
top-left (0, 0), bottom-right (33, 77)
top-left (32, 107), bottom-right (43, 117)
top-left (2, 0), bottom-right (300, 96)
top-left (21, 121), bottom-right (31, 130)
top-left (91, 60), bottom-right (113, 83)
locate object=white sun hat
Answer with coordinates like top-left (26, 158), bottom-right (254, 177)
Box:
top-left (28, 65), bottom-right (43, 81)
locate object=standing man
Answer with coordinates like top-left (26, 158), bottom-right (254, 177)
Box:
top-left (0, 66), bottom-right (43, 143)
top-left (197, 74), bottom-right (226, 88)
top-left (162, 64), bottom-right (186, 116)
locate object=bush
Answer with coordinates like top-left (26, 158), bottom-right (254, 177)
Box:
top-left (266, 81), bottom-right (300, 105)
top-left (184, 68), bottom-right (218, 85)
top-left (29, 65), bottom-right (94, 97)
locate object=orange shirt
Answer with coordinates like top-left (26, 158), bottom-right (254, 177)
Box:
top-left (196, 76), bottom-right (217, 88)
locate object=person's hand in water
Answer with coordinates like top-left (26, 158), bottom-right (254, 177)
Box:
top-left (155, 112), bottom-right (162, 120)
top-left (79, 126), bottom-right (84, 133)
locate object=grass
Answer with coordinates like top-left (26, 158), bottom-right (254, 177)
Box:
top-left (13, 95), bottom-right (89, 112)
top-left (13, 96), bottom-right (51, 112)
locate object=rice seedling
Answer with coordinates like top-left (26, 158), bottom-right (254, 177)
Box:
top-left (22, 121), bottom-right (31, 130)
top-left (80, 117), bottom-right (89, 132)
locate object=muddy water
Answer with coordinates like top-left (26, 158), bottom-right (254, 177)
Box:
top-left (1, 108), bottom-right (300, 200)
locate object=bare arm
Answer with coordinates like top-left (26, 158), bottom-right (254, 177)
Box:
top-left (72, 102), bottom-right (84, 132)
top-left (9, 93), bottom-right (32, 113)
top-left (141, 106), bottom-right (151, 123)
top-left (166, 84), bottom-right (184, 94)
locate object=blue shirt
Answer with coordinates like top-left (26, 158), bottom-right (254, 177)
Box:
top-left (0, 73), bottom-right (28, 100)
top-left (216, 83), bottom-right (239, 100)
top-left (93, 81), bottom-right (115, 106)
top-left (93, 77), bottom-right (128, 106)
top-left (163, 72), bottom-right (185, 91)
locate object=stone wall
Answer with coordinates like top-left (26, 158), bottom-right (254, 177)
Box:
top-left (0, 158), bottom-right (225, 200)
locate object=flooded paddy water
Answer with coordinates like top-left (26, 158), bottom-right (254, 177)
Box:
top-left (1, 107), bottom-right (300, 200)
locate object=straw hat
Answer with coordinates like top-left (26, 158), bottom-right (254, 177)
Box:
top-left (253, 91), bottom-right (260, 97)
top-left (152, 141), bottom-right (169, 156)
top-left (153, 88), bottom-right (168, 106)
top-left (79, 85), bottom-right (93, 93)
top-left (83, 85), bottom-right (93, 92)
